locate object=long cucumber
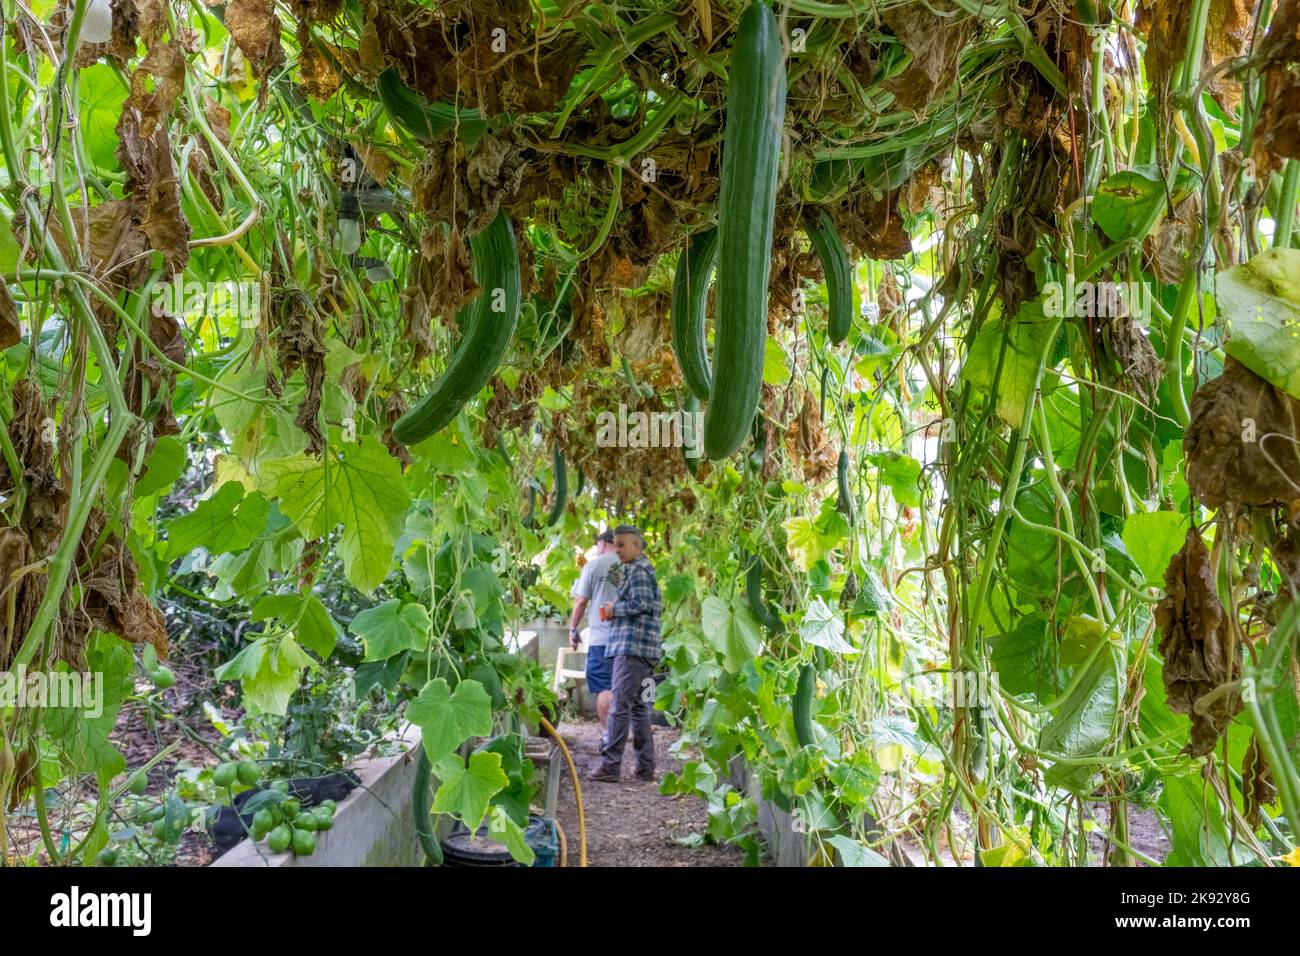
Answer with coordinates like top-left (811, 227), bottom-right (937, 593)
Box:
top-left (670, 227), bottom-right (719, 402)
top-left (377, 67), bottom-right (486, 143)
top-left (793, 663), bottom-right (816, 749)
top-left (544, 448), bottom-right (568, 527)
top-left (804, 208), bottom-right (853, 344)
top-left (392, 210), bottom-right (521, 445)
top-left (703, 2), bottom-right (787, 460)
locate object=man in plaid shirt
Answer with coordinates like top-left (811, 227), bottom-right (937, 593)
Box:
top-left (590, 524), bottom-right (663, 782)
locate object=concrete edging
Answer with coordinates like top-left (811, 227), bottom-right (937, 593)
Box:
top-left (212, 723), bottom-right (431, 868)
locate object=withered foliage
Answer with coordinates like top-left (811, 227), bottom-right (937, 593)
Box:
top-left (785, 390), bottom-right (837, 485)
top-left (0, 382), bottom-right (169, 686)
top-left (1184, 358), bottom-right (1300, 511)
top-left (1253, 0), bottom-right (1300, 174)
top-left (1155, 529), bottom-right (1242, 757)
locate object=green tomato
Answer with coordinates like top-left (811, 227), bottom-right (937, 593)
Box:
top-left (270, 780), bottom-right (290, 794)
top-left (236, 761), bottom-right (261, 786)
top-left (213, 762), bottom-right (239, 789)
top-left (141, 804), bottom-right (166, 823)
top-left (126, 771), bottom-right (148, 795)
top-left (97, 847), bottom-right (119, 867)
top-left (152, 819), bottom-right (168, 841)
top-left (267, 824), bottom-right (293, 854)
top-left (151, 666), bottom-right (176, 690)
top-left (318, 799), bottom-right (337, 815)
top-left (252, 809), bottom-right (275, 833)
top-left (313, 809), bottom-right (334, 831)
top-left (295, 813), bottom-right (318, 832)
top-left (282, 797), bottom-right (301, 819)
top-left (291, 829), bottom-right (317, 856)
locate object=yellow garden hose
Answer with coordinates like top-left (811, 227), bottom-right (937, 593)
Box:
top-left (539, 715), bottom-right (587, 866)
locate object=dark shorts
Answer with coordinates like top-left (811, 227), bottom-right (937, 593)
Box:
top-left (585, 644), bottom-right (613, 694)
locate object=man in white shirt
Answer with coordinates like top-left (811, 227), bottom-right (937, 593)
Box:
top-left (569, 529), bottom-right (620, 745)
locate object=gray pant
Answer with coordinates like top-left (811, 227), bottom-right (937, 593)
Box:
top-left (599, 655), bottom-right (656, 774)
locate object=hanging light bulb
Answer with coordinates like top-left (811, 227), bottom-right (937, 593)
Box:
top-left (338, 192), bottom-right (362, 255)
top-left (81, 0), bottom-right (114, 43)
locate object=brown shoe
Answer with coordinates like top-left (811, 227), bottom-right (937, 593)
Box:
top-left (587, 767), bottom-right (621, 782)
top-left (636, 770), bottom-right (656, 782)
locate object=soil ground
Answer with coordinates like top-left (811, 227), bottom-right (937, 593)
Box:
top-left (550, 718), bottom-right (744, 867)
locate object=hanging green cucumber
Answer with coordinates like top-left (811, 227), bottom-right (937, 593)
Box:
top-left (804, 208), bottom-right (853, 344)
top-left (835, 449), bottom-right (854, 525)
top-left (670, 227), bottom-right (719, 402)
top-left (703, 1), bottom-right (787, 460)
top-left (496, 432), bottom-right (513, 469)
top-left (392, 210), bottom-right (521, 445)
top-left (377, 67), bottom-right (486, 143)
top-left (744, 551), bottom-right (783, 633)
top-left (412, 747), bottom-right (444, 865)
top-left (793, 662), bottom-right (817, 749)
top-left (544, 447), bottom-right (568, 527)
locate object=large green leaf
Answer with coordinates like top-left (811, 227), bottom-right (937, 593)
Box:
top-left (165, 481), bottom-right (270, 560)
top-left (432, 752), bottom-right (508, 834)
top-left (42, 634), bottom-right (132, 779)
top-left (408, 678), bottom-right (493, 763)
top-left (962, 307), bottom-right (1057, 428)
top-left (348, 599), bottom-right (430, 661)
top-left (1158, 770), bottom-right (1231, 866)
top-left (260, 438), bottom-right (412, 593)
top-left (78, 65), bottom-right (129, 170)
top-left (800, 596), bottom-right (853, 654)
top-left (1039, 645), bottom-right (1122, 793)
top-left (989, 613), bottom-right (1055, 698)
top-left (1217, 248), bottom-right (1300, 399)
top-left (1121, 510), bottom-right (1189, 586)
top-left (701, 594), bottom-right (764, 673)
top-left (214, 635), bottom-right (318, 716)
top-left (1091, 170), bottom-right (1165, 242)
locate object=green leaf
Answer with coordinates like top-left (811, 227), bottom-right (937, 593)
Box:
top-left (862, 451), bottom-right (922, 507)
top-left (800, 596), bottom-right (853, 653)
top-left (165, 482), bottom-right (270, 560)
top-left (1091, 170), bottom-right (1165, 241)
top-left (432, 752), bottom-right (508, 834)
top-left (1158, 770), bottom-right (1231, 866)
top-left (962, 309), bottom-right (1056, 428)
top-left (260, 438), bottom-right (412, 593)
top-left (79, 65), bottom-right (129, 170)
top-left (1121, 510), bottom-right (1189, 586)
top-left (1217, 248), bottom-right (1300, 399)
top-left (252, 593), bottom-right (339, 658)
top-left (136, 436), bottom-right (188, 497)
top-left (783, 511), bottom-right (846, 572)
top-left (1039, 646), bottom-right (1122, 793)
top-left (827, 834), bottom-right (889, 867)
top-left (408, 678), bottom-right (493, 764)
top-left (349, 599), bottom-right (430, 661)
top-left (212, 367), bottom-right (308, 466)
top-left (989, 614), bottom-right (1055, 698)
top-left (701, 594), bottom-right (764, 673)
top-left (42, 634), bottom-right (131, 779)
top-left (215, 636), bottom-right (317, 717)
top-left (485, 807), bottom-right (537, 865)
top-left (762, 338), bottom-right (791, 386)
